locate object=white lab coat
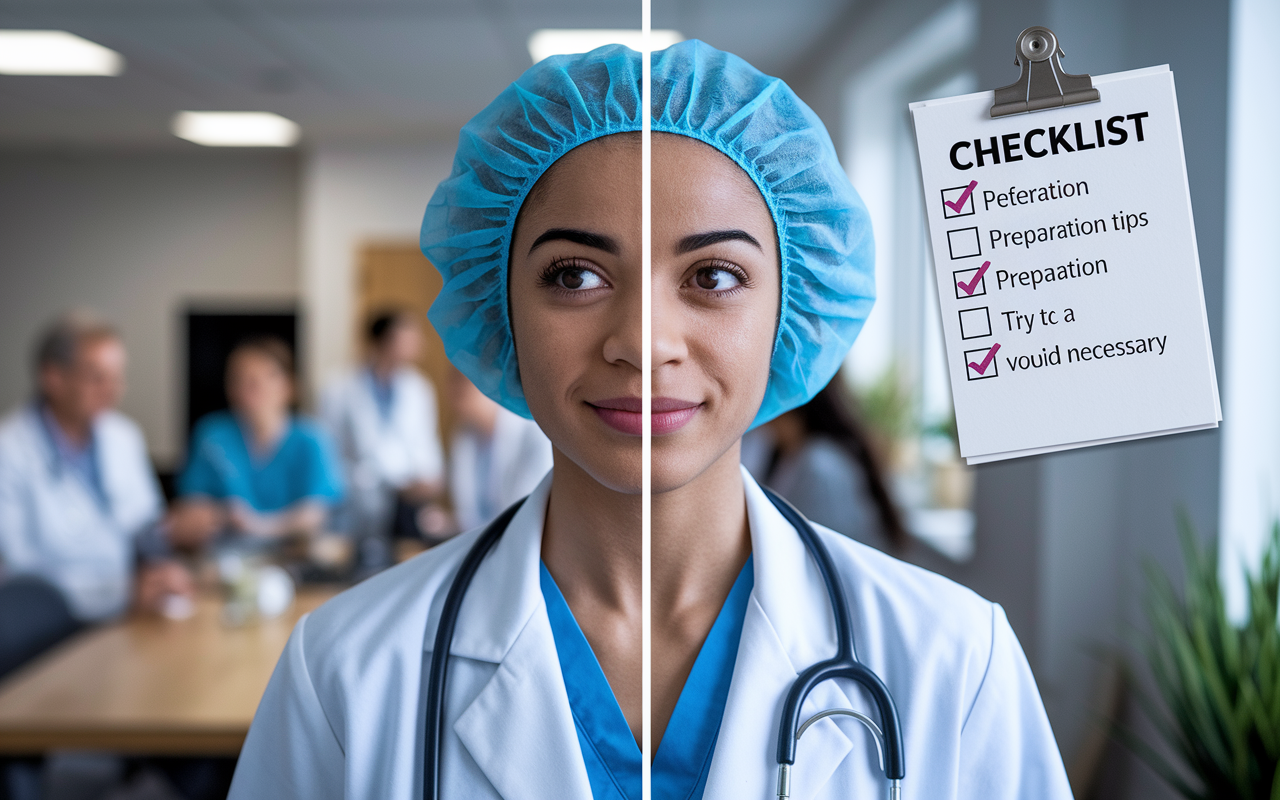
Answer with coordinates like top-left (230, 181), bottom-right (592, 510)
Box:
top-left (0, 405), bottom-right (162, 621)
top-left (320, 368), bottom-right (445, 530)
top-left (449, 410), bottom-right (553, 532)
top-left (229, 467), bottom-right (1072, 800)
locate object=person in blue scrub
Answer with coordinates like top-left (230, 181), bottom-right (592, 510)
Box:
top-left (229, 41), bottom-right (1071, 800)
top-left (169, 337), bottom-right (342, 547)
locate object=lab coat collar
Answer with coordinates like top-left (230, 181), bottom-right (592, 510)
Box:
top-left (442, 470), bottom-right (596, 800)
top-left (29, 403), bottom-right (114, 509)
top-left (431, 470), bottom-right (551, 664)
top-left (702, 467), bottom-right (858, 800)
top-left (30, 402), bottom-right (89, 472)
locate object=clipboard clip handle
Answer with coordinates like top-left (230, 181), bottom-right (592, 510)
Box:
top-left (990, 26), bottom-right (1101, 118)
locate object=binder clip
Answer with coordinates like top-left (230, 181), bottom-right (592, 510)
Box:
top-left (990, 26), bottom-right (1100, 118)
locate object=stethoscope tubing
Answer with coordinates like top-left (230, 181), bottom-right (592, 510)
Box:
top-left (422, 499), bottom-right (525, 800)
top-left (423, 490), bottom-right (905, 799)
top-left (760, 487), bottom-right (906, 781)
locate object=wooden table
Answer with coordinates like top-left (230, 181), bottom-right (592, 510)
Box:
top-left (0, 588), bottom-right (338, 755)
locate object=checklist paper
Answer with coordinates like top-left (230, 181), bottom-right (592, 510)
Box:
top-left (909, 66), bottom-right (1220, 464)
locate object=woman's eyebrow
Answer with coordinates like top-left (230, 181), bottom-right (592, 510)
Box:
top-left (528, 228), bottom-right (619, 255)
top-left (676, 229), bottom-right (762, 254)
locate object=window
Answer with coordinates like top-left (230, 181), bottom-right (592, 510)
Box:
top-left (842, 1), bottom-right (977, 560)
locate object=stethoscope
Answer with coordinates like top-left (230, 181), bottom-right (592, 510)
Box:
top-left (422, 488), bottom-right (905, 800)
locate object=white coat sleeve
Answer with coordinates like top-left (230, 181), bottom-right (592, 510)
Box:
top-left (228, 614), bottom-right (346, 800)
top-left (957, 604), bottom-right (1074, 800)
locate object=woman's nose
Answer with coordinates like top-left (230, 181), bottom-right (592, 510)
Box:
top-left (601, 285), bottom-right (643, 370)
top-left (651, 286), bottom-right (688, 368)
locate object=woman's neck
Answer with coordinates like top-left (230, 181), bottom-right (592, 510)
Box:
top-left (648, 439), bottom-right (751, 749)
top-left (240, 409), bottom-right (288, 454)
top-left (540, 449), bottom-right (643, 744)
top-left (651, 442), bottom-right (751, 616)
top-left (541, 451), bottom-right (641, 610)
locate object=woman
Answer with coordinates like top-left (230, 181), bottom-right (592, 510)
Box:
top-left (743, 375), bottom-right (909, 552)
top-left (229, 42), bottom-right (1070, 800)
top-left (170, 337), bottom-right (343, 547)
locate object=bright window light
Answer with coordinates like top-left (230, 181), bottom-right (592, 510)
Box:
top-left (0, 30), bottom-right (124, 76)
top-left (172, 112), bottom-right (300, 147)
top-left (528, 29), bottom-right (683, 63)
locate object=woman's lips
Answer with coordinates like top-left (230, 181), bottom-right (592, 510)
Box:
top-left (588, 397), bottom-right (702, 436)
top-left (652, 397), bottom-right (701, 435)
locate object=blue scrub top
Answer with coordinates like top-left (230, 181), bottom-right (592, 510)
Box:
top-left (540, 555), bottom-right (754, 800)
top-left (178, 411), bottom-right (343, 512)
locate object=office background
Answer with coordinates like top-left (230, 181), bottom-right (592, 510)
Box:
top-left (0, 0), bottom-right (1274, 798)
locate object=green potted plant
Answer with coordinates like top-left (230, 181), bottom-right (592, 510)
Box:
top-left (1120, 519), bottom-right (1280, 798)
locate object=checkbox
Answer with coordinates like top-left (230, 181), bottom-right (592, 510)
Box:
top-left (941, 182), bottom-right (977, 218)
top-left (965, 344), bottom-right (1000, 380)
top-left (947, 227), bottom-right (981, 259)
top-left (959, 307), bottom-right (992, 340)
top-left (953, 266), bottom-right (987, 299)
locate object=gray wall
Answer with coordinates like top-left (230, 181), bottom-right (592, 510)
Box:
top-left (0, 150), bottom-right (300, 465)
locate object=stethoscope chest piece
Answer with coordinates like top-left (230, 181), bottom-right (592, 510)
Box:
top-left (762, 487), bottom-right (905, 800)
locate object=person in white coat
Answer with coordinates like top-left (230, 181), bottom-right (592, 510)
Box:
top-left (230, 41), bottom-right (1072, 800)
top-left (321, 310), bottom-right (445, 548)
top-left (0, 313), bottom-right (192, 624)
top-left (447, 367), bottom-right (553, 532)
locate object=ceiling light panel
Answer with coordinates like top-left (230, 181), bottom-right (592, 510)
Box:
top-left (172, 111), bottom-right (300, 147)
top-left (0, 30), bottom-right (124, 76)
top-left (528, 29), bottom-right (683, 63)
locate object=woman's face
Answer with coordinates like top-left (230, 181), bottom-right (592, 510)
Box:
top-left (509, 134), bottom-right (643, 493)
top-left (650, 134), bottom-right (780, 493)
top-left (227, 351), bottom-right (292, 419)
top-left (508, 133), bottom-right (779, 496)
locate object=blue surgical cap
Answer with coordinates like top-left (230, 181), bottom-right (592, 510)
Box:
top-left (422, 39), bottom-right (874, 427)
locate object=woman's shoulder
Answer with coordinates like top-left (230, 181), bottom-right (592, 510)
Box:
top-left (813, 521), bottom-right (998, 653)
top-left (779, 438), bottom-right (863, 493)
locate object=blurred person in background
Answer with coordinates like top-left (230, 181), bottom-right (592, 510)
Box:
top-left (741, 374), bottom-right (908, 553)
top-left (0, 312), bottom-right (193, 638)
top-left (448, 366), bottom-right (552, 532)
top-left (168, 337), bottom-right (343, 548)
top-left (0, 313), bottom-right (193, 800)
top-left (321, 310), bottom-right (445, 560)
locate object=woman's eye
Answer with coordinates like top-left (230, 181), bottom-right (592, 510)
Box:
top-left (693, 267), bottom-right (743, 292)
top-left (554, 267), bottom-right (606, 291)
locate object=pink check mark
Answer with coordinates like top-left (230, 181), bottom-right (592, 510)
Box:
top-left (968, 343), bottom-right (1000, 375)
top-left (944, 180), bottom-right (978, 214)
top-left (957, 261), bottom-right (990, 296)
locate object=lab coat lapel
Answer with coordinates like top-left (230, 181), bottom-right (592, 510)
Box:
top-left (454, 607), bottom-right (594, 800)
top-left (702, 468), bottom-right (859, 800)
top-left (449, 473), bottom-right (594, 800)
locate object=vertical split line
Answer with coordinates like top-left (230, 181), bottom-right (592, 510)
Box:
top-left (640, 3), bottom-right (653, 799)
